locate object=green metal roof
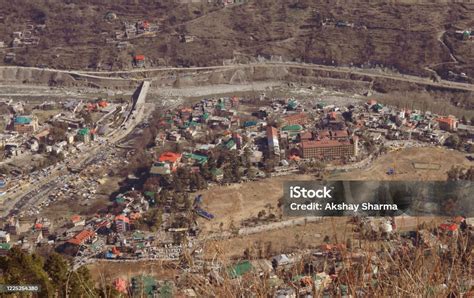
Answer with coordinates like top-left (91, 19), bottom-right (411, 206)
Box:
top-left (281, 124), bottom-right (303, 131)
top-left (228, 261), bottom-right (252, 278)
top-left (243, 121), bottom-right (257, 127)
top-left (225, 139), bottom-right (236, 149)
top-left (77, 128), bottom-right (90, 136)
top-left (14, 116), bottom-right (32, 124)
top-left (184, 153), bottom-right (208, 164)
top-left (0, 243), bottom-right (11, 250)
top-left (287, 100), bottom-right (297, 109)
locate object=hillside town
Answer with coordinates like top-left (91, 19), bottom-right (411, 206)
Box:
top-left (1, 87), bottom-right (473, 296)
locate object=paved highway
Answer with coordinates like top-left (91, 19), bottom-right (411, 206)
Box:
top-left (0, 61), bottom-right (473, 92)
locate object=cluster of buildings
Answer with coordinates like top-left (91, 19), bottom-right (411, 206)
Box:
top-left (143, 93), bottom-right (472, 185)
top-left (106, 19), bottom-right (159, 49)
top-left (0, 187), bottom-right (191, 264)
top-left (455, 28), bottom-right (473, 41)
top-left (2, 23), bottom-right (45, 62)
top-left (214, 216), bottom-right (473, 297)
top-left (360, 99), bottom-right (471, 146)
top-left (177, 0), bottom-right (246, 5)
top-left (0, 98), bottom-right (121, 158)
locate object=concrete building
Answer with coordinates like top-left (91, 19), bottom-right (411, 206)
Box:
top-left (13, 115), bottom-right (38, 134)
top-left (67, 229), bottom-right (97, 246)
top-left (437, 116), bottom-right (458, 132)
top-left (266, 126), bottom-right (280, 156)
top-left (5, 218), bottom-right (19, 235)
top-left (115, 215), bottom-right (130, 232)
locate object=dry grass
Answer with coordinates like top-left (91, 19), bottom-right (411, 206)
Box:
top-left (330, 147), bottom-right (471, 181)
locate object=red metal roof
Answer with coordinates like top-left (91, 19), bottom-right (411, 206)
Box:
top-left (158, 152), bottom-right (182, 163)
top-left (71, 215), bottom-right (82, 223)
top-left (134, 55), bottom-right (145, 61)
top-left (68, 230), bottom-right (96, 245)
top-left (439, 223), bottom-right (458, 231)
top-left (436, 117), bottom-right (456, 125)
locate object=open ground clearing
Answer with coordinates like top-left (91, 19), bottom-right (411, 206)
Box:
top-left (330, 147), bottom-right (471, 181)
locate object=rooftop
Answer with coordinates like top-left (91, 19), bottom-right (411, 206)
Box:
top-left (301, 139), bottom-right (352, 149)
top-left (158, 152), bottom-right (182, 163)
top-left (67, 229), bottom-right (95, 245)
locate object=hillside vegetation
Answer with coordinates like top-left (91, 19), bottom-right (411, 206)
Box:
top-left (0, 0), bottom-right (472, 79)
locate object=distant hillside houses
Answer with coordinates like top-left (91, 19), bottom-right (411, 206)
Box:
top-left (176, 0), bottom-right (246, 4)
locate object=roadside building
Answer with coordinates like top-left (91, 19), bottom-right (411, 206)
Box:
top-left (437, 116), bottom-right (458, 132)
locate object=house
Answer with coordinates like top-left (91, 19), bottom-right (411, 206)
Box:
top-left (150, 162), bottom-right (171, 175)
top-left (158, 152), bottom-right (182, 171)
top-left (71, 215), bottom-right (85, 227)
top-left (272, 254), bottom-right (292, 267)
top-left (227, 261), bottom-right (253, 279)
top-left (0, 243), bottom-right (11, 256)
top-left (33, 129), bottom-right (50, 142)
top-left (12, 115), bottom-right (38, 134)
top-left (76, 128), bottom-right (91, 143)
top-left (0, 231), bottom-right (10, 243)
top-left (115, 215), bottom-right (130, 232)
top-left (4, 52), bottom-right (15, 63)
top-left (183, 153), bottom-right (208, 165)
top-left (134, 55), bottom-right (145, 68)
top-left (437, 116), bottom-right (458, 132)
